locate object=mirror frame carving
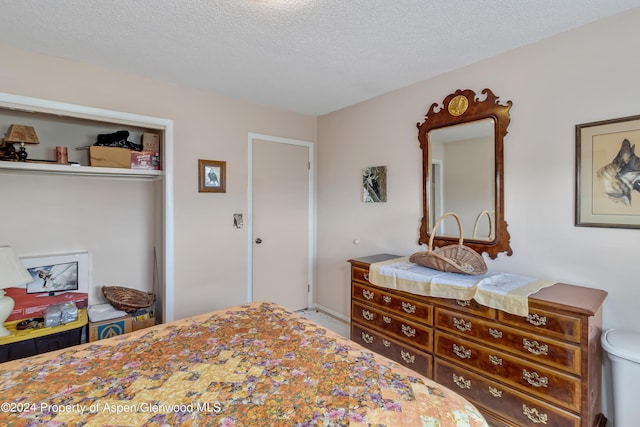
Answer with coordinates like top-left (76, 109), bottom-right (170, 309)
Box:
top-left (417, 88), bottom-right (513, 259)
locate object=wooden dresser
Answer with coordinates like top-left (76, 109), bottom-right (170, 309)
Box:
top-left (349, 254), bottom-right (607, 427)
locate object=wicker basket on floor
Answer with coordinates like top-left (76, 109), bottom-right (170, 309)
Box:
top-left (102, 286), bottom-right (156, 312)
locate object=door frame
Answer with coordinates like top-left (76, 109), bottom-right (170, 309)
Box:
top-left (247, 132), bottom-right (315, 309)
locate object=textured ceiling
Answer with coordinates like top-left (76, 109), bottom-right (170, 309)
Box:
top-left (1, 0), bottom-right (639, 116)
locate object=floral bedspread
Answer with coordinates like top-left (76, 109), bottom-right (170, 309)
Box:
top-left (0, 302), bottom-right (487, 426)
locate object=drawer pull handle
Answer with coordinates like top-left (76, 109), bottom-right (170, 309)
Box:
top-left (383, 316), bottom-right (392, 323)
top-left (488, 386), bottom-right (502, 397)
top-left (383, 296), bottom-right (392, 304)
top-left (522, 404), bottom-right (548, 424)
top-left (489, 355), bottom-right (503, 365)
top-left (382, 339), bottom-right (391, 347)
top-left (402, 324), bottom-right (416, 338)
top-left (362, 289), bottom-right (374, 300)
top-left (453, 373), bottom-right (471, 389)
top-left (363, 272), bottom-right (369, 281)
top-left (401, 350), bottom-right (415, 364)
top-left (523, 369), bottom-right (549, 388)
top-left (456, 299), bottom-right (471, 307)
top-left (361, 332), bottom-right (374, 344)
top-left (527, 313), bottom-right (547, 327)
top-left (453, 344), bottom-right (471, 359)
top-left (402, 302), bottom-right (416, 314)
top-left (523, 338), bottom-right (549, 356)
top-left (453, 317), bottom-right (472, 332)
top-left (362, 310), bottom-right (374, 321)
top-left (488, 328), bottom-right (503, 339)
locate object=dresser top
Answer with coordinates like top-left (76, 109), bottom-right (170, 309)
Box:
top-left (348, 253), bottom-right (401, 265)
top-left (348, 254), bottom-right (607, 317)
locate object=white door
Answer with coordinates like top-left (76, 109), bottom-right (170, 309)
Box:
top-left (249, 134), bottom-right (312, 312)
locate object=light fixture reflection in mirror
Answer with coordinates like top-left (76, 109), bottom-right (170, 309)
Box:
top-left (428, 118), bottom-right (495, 241)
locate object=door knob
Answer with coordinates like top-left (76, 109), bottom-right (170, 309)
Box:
top-left (255, 238), bottom-right (262, 244)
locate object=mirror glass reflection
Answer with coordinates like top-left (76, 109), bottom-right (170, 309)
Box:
top-left (428, 118), bottom-right (495, 241)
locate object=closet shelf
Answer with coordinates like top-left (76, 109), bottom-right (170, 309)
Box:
top-left (0, 160), bottom-right (162, 180)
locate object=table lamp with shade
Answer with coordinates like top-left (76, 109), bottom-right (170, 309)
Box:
top-left (0, 246), bottom-right (32, 337)
top-left (3, 124), bottom-right (40, 162)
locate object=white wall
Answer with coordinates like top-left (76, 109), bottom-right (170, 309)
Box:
top-left (317, 7), bottom-right (640, 332)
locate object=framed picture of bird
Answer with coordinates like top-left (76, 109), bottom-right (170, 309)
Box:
top-left (198, 159), bottom-right (226, 193)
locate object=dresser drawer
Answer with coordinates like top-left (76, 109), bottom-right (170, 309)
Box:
top-left (351, 323), bottom-right (432, 378)
top-left (435, 360), bottom-right (580, 427)
top-left (432, 298), bottom-right (496, 320)
top-left (352, 282), bottom-right (433, 325)
top-left (498, 307), bottom-right (581, 344)
top-left (352, 301), bottom-right (432, 352)
top-left (435, 308), bottom-right (581, 375)
top-left (434, 332), bottom-right (581, 412)
top-left (351, 266), bottom-right (371, 284)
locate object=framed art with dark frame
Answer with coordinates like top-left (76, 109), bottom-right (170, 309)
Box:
top-left (198, 159), bottom-right (226, 193)
top-left (576, 114), bottom-right (640, 228)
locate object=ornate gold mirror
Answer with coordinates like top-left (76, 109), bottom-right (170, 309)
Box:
top-left (417, 88), bottom-right (513, 259)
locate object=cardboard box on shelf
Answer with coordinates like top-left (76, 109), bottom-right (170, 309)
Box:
top-left (89, 146), bottom-right (132, 168)
top-left (89, 315), bottom-right (132, 342)
top-left (131, 151), bottom-right (160, 170)
top-left (142, 133), bottom-right (160, 152)
top-left (5, 288), bottom-right (88, 322)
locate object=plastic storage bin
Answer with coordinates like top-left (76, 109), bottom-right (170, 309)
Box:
top-left (601, 329), bottom-right (640, 427)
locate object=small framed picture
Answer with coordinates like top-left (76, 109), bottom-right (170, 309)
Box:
top-left (576, 114), bottom-right (640, 228)
top-left (198, 159), bottom-right (226, 193)
top-left (363, 166), bottom-right (387, 202)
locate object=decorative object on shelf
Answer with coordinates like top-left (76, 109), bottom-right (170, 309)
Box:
top-left (576, 114), bottom-right (640, 228)
top-left (0, 246), bottom-right (33, 337)
top-left (95, 130), bottom-right (142, 151)
top-left (198, 159), bottom-right (226, 193)
top-left (3, 124), bottom-right (40, 162)
top-left (410, 212), bottom-right (487, 275)
top-left (102, 285), bottom-right (155, 312)
top-left (363, 166), bottom-right (387, 202)
top-left (55, 146), bottom-right (68, 164)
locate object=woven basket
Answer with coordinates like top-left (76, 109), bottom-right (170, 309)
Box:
top-left (472, 210), bottom-right (494, 240)
top-left (102, 286), bottom-right (156, 312)
top-left (410, 212), bottom-right (487, 275)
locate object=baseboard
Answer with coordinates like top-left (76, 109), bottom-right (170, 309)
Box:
top-left (311, 303), bottom-right (350, 324)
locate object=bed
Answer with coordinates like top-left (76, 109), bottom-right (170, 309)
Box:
top-left (0, 302), bottom-right (488, 426)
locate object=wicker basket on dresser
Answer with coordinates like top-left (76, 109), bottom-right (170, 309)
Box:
top-left (349, 254), bottom-right (608, 427)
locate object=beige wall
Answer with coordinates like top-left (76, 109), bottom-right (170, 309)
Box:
top-left (1, 9), bottom-right (637, 421)
top-left (0, 43), bottom-right (317, 320)
top-left (316, 7), bottom-right (640, 336)
top-left (2, 8), bottom-right (636, 328)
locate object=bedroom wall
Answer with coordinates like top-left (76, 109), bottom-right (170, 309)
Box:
top-left (316, 7), bottom-right (640, 337)
top-left (0, 43), bottom-right (317, 320)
